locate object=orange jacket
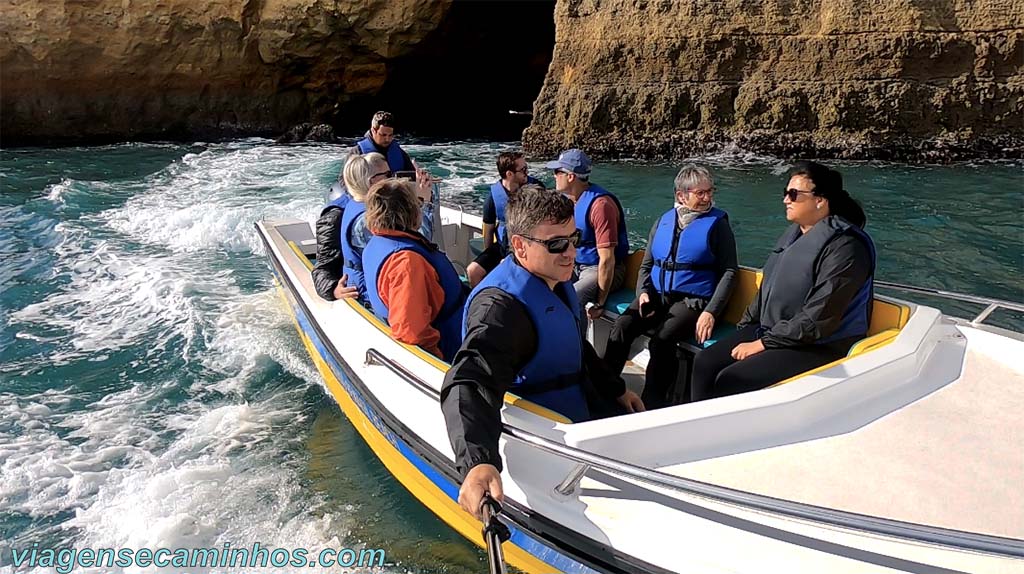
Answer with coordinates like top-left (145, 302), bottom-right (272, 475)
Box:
top-left (374, 229), bottom-right (447, 359)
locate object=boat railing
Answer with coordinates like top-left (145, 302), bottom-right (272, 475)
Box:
top-left (872, 279), bottom-right (1024, 327)
top-left (364, 348), bottom-right (1024, 558)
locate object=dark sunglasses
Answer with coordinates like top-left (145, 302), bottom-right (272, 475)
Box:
top-left (372, 170), bottom-right (393, 179)
top-left (520, 229), bottom-right (581, 254)
top-left (782, 188), bottom-right (815, 201)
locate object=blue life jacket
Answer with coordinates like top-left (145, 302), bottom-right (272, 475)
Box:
top-left (321, 192), bottom-right (349, 217)
top-left (489, 176), bottom-right (541, 249)
top-left (649, 207), bottom-right (726, 298)
top-left (466, 256), bottom-right (590, 422)
top-left (363, 233), bottom-right (466, 361)
top-left (574, 184), bottom-right (630, 266)
top-left (759, 217), bottom-right (876, 344)
top-left (357, 137), bottom-right (406, 173)
top-left (490, 181), bottom-right (511, 248)
top-left (339, 200), bottom-right (367, 298)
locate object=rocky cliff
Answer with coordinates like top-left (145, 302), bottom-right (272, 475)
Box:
top-left (4, 0), bottom-right (1022, 159)
top-left (0, 0), bottom-right (455, 145)
top-left (523, 0), bottom-right (1024, 161)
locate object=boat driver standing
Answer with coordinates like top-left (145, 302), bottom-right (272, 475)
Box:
top-left (440, 185), bottom-right (644, 519)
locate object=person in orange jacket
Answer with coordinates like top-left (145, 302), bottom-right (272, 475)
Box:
top-left (361, 179), bottom-right (467, 361)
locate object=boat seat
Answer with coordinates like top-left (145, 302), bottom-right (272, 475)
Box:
top-left (601, 251), bottom-right (912, 363)
top-left (602, 250), bottom-right (753, 353)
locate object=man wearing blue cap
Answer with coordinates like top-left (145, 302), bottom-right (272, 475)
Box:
top-left (546, 149), bottom-right (629, 319)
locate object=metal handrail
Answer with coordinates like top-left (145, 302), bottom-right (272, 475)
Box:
top-left (734, 265), bottom-right (1023, 327)
top-left (363, 349), bottom-right (1024, 558)
top-left (872, 280), bottom-right (1024, 324)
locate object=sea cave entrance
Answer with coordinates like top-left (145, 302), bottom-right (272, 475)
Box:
top-left (336, 0), bottom-right (556, 142)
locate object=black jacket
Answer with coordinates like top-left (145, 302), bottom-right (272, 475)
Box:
top-left (739, 221), bottom-right (873, 349)
top-left (440, 287), bottom-right (626, 477)
top-left (311, 206), bottom-right (344, 300)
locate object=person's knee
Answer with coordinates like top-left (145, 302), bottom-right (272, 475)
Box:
top-left (574, 282), bottom-right (598, 306)
top-left (691, 349), bottom-right (719, 380)
top-left (466, 262), bottom-right (486, 287)
top-left (710, 363), bottom-right (761, 399)
top-left (609, 319), bottom-right (630, 342)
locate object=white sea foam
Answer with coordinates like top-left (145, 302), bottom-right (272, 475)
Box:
top-left (103, 144), bottom-right (338, 254)
top-left (3, 140), bottom-right (476, 572)
top-left (3, 142), bottom-right (397, 570)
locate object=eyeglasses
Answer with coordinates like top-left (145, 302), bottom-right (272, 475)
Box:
top-left (372, 170), bottom-right (393, 179)
top-left (782, 188), bottom-right (815, 202)
top-left (519, 229), bottom-right (581, 254)
top-left (685, 187), bottom-right (715, 198)
top-left (514, 166), bottom-right (529, 174)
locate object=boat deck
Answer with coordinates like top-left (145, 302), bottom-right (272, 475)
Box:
top-left (660, 327), bottom-right (1024, 539)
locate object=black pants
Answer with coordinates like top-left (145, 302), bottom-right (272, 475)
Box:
top-left (690, 324), bottom-right (852, 402)
top-left (603, 295), bottom-right (702, 409)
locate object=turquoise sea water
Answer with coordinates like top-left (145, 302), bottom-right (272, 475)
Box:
top-left (1, 140), bottom-right (1021, 572)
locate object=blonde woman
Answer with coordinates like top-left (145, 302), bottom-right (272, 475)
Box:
top-left (311, 152), bottom-right (383, 301)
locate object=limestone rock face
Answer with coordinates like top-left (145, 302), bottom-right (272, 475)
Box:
top-left (0, 0), bottom-right (452, 145)
top-left (524, 0), bottom-right (1024, 161)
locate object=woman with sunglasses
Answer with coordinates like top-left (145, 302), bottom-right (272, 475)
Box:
top-left (691, 161), bottom-right (875, 402)
top-left (602, 164), bottom-right (739, 409)
top-left (311, 152), bottom-right (384, 301)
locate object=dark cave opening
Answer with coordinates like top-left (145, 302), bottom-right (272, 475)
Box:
top-left (333, 1), bottom-right (556, 142)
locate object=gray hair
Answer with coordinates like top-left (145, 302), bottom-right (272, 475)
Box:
top-left (364, 152), bottom-right (388, 171)
top-left (344, 152), bottom-right (388, 201)
top-left (506, 184), bottom-right (574, 237)
top-left (673, 164), bottom-right (714, 192)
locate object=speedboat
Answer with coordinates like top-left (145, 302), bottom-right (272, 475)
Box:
top-left (256, 204), bottom-right (1023, 573)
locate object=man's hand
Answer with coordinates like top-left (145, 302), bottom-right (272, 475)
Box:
top-left (695, 311), bottom-right (715, 344)
top-left (332, 274), bottom-right (359, 300)
top-left (414, 168), bottom-right (434, 204)
top-left (731, 339), bottom-right (765, 361)
top-left (637, 292), bottom-right (653, 318)
top-left (617, 389), bottom-right (645, 413)
top-left (586, 304), bottom-right (605, 320)
top-left (459, 464), bottom-right (503, 520)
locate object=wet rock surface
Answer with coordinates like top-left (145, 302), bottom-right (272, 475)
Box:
top-left (523, 0), bottom-right (1024, 162)
top-left (1, 0), bottom-right (453, 146)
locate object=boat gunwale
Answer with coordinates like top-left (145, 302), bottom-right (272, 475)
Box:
top-left (256, 219), bottom-right (673, 574)
top-left (259, 216), bottom-right (1024, 564)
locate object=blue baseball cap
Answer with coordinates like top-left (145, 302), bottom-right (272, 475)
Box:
top-left (545, 149), bottom-right (592, 175)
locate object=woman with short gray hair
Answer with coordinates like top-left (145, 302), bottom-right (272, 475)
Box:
top-left (602, 164), bottom-right (738, 409)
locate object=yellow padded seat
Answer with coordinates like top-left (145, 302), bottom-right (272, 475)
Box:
top-left (622, 249), bottom-right (646, 293)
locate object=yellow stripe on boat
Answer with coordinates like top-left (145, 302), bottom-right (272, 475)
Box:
top-left (287, 241), bottom-right (572, 424)
top-left (274, 284), bottom-right (562, 574)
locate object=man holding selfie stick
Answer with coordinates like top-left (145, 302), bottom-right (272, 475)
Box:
top-left (440, 185), bottom-right (644, 520)
top-left (601, 164), bottom-right (738, 410)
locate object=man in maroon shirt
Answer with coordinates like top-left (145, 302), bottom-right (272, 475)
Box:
top-left (547, 149), bottom-right (628, 320)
